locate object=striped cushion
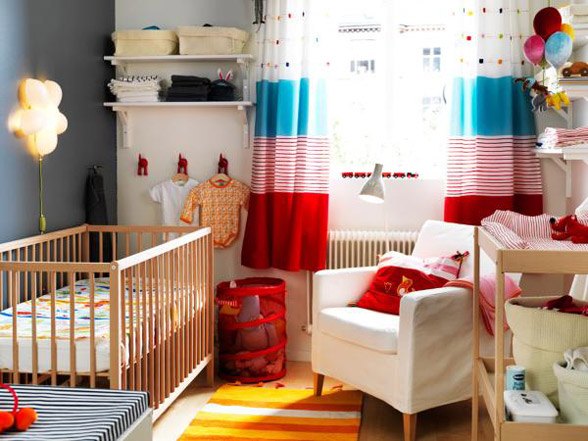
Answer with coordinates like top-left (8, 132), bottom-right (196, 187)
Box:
top-left (0, 385), bottom-right (148, 441)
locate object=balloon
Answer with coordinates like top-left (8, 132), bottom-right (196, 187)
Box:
top-left (545, 31), bottom-right (573, 68)
top-left (523, 35), bottom-right (545, 65)
top-left (533, 7), bottom-right (562, 41)
top-left (562, 23), bottom-right (575, 41)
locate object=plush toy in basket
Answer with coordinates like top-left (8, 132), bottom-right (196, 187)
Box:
top-left (0, 384), bottom-right (37, 433)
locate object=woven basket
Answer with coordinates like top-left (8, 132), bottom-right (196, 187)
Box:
top-left (553, 361), bottom-right (588, 424)
top-left (178, 26), bottom-right (249, 55)
top-left (112, 30), bottom-right (178, 56)
top-left (505, 297), bottom-right (588, 405)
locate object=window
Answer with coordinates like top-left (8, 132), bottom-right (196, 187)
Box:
top-left (327, 0), bottom-right (451, 178)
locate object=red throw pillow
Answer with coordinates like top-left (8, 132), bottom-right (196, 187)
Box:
top-left (356, 251), bottom-right (468, 315)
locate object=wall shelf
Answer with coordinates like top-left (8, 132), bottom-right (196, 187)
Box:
top-left (104, 101), bottom-right (253, 149)
top-left (104, 54), bottom-right (254, 66)
top-left (104, 101), bottom-right (253, 109)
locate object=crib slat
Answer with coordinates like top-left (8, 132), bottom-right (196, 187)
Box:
top-left (172, 248), bottom-right (178, 388)
top-left (31, 273), bottom-right (38, 384)
top-left (112, 232), bottom-right (117, 261)
top-left (134, 265), bottom-right (141, 390)
top-left (154, 255), bottom-right (162, 407)
top-left (141, 262), bottom-right (148, 391)
top-left (121, 270), bottom-right (127, 390)
top-left (128, 269), bottom-right (135, 390)
top-left (148, 258), bottom-right (155, 407)
top-left (69, 271), bottom-right (77, 387)
top-left (99, 232), bottom-right (103, 263)
top-left (50, 272), bottom-right (57, 385)
top-left (165, 251), bottom-right (171, 398)
top-left (10, 271), bottom-right (19, 384)
top-left (90, 272), bottom-right (96, 388)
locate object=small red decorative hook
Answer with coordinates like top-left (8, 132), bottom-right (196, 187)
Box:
top-left (218, 154), bottom-right (229, 175)
top-left (177, 154), bottom-right (188, 174)
top-left (137, 154), bottom-right (149, 176)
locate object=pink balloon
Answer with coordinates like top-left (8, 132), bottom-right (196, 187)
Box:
top-left (523, 35), bottom-right (545, 65)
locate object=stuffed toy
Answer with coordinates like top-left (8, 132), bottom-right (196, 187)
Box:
top-left (550, 214), bottom-right (588, 243)
top-left (0, 383), bottom-right (37, 433)
top-left (234, 295), bottom-right (279, 352)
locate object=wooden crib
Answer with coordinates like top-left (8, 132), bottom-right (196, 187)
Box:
top-left (0, 224), bottom-right (213, 420)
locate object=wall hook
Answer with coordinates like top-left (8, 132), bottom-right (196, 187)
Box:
top-left (177, 154), bottom-right (188, 174)
top-left (137, 154), bottom-right (149, 176)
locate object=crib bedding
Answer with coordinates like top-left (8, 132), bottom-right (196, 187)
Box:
top-left (0, 278), bottom-right (144, 373)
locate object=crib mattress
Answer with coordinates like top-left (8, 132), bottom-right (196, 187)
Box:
top-left (0, 384), bottom-right (149, 441)
top-left (0, 278), bottom-right (130, 373)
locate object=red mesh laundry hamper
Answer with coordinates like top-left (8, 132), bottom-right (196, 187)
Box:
top-left (216, 277), bottom-right (287, 383)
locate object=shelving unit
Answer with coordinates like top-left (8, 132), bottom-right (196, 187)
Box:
top-left (472, 227), bottom-right (588, 441)
top-left (104, 54), bottom-right (254, 149)
top-left (534, 145), bottom-right (588, 197)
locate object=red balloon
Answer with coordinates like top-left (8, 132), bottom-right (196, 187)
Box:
top-left (533, 7), bottom-right (562, 41)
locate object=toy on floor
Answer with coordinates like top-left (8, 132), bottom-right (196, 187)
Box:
top-left (550, 214), bottom-right (588, 243)
top-left (0, 383), bottom-right (37, 433)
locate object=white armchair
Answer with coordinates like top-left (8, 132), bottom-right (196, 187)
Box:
top-left (312, 220), bottom-right (495, 441)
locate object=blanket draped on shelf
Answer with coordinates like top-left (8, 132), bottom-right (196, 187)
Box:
top-left (241, 0), bottom-right (330, 271)
top-left (444, 0), bottom-right (543, 225)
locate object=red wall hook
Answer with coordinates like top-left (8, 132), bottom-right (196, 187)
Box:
top-left (177, 154), bottom-right (188, 174)
top-left (137, 154), bottom-right (149, 176)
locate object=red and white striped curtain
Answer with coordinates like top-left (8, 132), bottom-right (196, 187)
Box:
top-left (241, 0), bottom-right (330, 271)
top-left (444, 0), bottom-right (543, 225)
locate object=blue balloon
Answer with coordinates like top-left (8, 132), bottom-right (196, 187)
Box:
top-left (545, 31), bottom-right (573, 68)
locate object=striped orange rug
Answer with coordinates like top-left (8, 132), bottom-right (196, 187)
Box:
top-left (177, 385), bottom-right (363, 440)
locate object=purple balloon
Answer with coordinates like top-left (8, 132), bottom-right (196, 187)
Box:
top-left (523, 35), bottom-right (545, 65)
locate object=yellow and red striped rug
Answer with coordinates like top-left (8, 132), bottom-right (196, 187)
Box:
top-left (178, 385), bottom-right (363, 440)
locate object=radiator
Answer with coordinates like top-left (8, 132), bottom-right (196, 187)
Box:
top-left (326, 230), bottom-right (419, 269)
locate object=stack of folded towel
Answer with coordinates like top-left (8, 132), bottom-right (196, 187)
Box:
top-left (561, 4), bottom-right (588, 25)
top-left (108, 76), bottom-right (161, 103)
top-left (564, 347), bottom-right (588, 371)
top-left (166, 75), bottom-right (210, 102)
top-left (537, 127), bottom-right (588, 149)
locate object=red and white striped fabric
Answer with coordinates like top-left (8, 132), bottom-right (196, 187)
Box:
top-left (482, 210), bottom-right (588, 250)
top-left (446, 136), bottom-right (542, 197)
top-left (539, 127), bottom-right (588, 148)
top-left (250, 137), bottom-right (330, 194)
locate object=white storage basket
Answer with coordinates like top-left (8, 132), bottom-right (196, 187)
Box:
top-left (177, 26), bottom-right (249, 55)
top-left (553, 362), bottom-right (588, 424)
top-left (505, 297), bottom-right (588, 405)
top-left (112, 30), bottom-right (178, 56)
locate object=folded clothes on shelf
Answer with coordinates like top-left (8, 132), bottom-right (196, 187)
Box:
top-left (166, 75), bottom-right (210, 102)
top-left (108, 75), bottom-right (161, 103)
top-left (537, 127), bottom-right (588, 149)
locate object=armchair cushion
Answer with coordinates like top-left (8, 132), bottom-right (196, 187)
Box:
top-left (319, 307), bottom-right (400, 354)
top-left (356, 251), bottom-right (465, 315)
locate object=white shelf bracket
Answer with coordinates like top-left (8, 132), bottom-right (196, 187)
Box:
top-left (116, 109), bottom-right (132, 149)
top-left (238, 105), bottom-right (250, 149)
top-left (550, 157), bottom-right (572, 198)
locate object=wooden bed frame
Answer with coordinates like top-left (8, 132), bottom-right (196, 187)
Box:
top-left (0, 224), bottom-right (214, 420)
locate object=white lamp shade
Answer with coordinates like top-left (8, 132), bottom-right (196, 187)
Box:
top-left (19, 109), bottom-right (47, 135)
top-left (19, 79), bottom-right (51, 109)
top-left (44, 80), bottom-right (63, 106)
top-left (359, 163), bottom-right (385, 204)
top-left (11, 78), bottom-right (67, 157)
top-left (56, 112), bottom-right (68, 135)
top-left (34, 129), bottom-right (58, 156)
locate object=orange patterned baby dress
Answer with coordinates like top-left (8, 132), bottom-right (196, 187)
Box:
top-left (180, 178), bottom-right (250, 248)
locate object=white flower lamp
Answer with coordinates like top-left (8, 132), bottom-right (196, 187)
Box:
top-left (359, 163), bottom-right (385, 203)
top-left (10, 78), bottom-right (68, 233)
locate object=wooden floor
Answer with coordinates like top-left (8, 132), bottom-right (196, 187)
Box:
top-left (154, 361), bottom-right (494, 441)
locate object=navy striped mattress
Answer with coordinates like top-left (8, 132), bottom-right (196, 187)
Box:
top-left (0, 385), bottom-right (149, 440)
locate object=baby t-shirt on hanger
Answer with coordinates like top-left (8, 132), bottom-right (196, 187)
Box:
top-left (150, 178), bottom-right (199, 238)
top-left (180, 178), bottom-right (249, 248)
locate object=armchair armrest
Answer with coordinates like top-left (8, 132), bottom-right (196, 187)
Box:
top-left (395, 285), bottom-right (474, 413)
top-left (312, 267), bottom-right (376, 324)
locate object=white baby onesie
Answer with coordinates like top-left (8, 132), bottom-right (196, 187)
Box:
top-left (150, 179), bottom-right (199, 237)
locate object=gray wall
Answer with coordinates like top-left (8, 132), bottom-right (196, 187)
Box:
top-left (0, 0), bottom-right (116, 242)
